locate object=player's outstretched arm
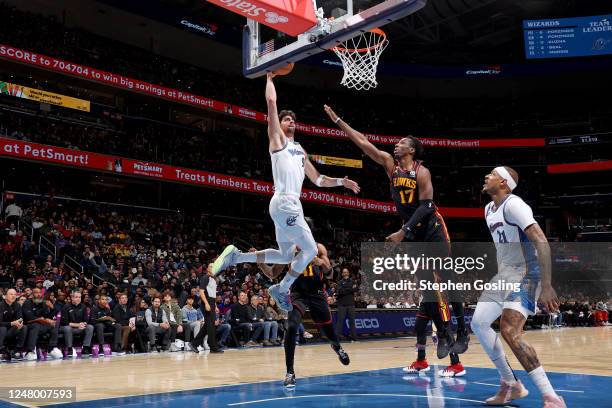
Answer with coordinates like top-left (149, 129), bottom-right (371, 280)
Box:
top-left (266, 73), bottom-right (285, 152)
top-left (304, 155), bottom-right (361, 194)
top-left (324, 104), bottom-right (394, 178)
top-left (524, 223), bottom-right (558, 312)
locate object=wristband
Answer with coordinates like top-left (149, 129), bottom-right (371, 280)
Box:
top-left (315, 175), bottom-right (324, 187)
top-left (336, 178), bottom-right (344, 186)
top-left (334, 117), bottom-right (342, 124)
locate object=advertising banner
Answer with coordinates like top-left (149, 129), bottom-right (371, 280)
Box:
top-left (0, 80), bottom-right (90, 112)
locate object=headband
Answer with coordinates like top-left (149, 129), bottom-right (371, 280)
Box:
top-left (494, 166), bottom-right (517, 191)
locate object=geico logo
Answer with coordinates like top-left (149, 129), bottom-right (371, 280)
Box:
top-left (355, 318), bottom-right (379, 329)
top-left (403, 317), bottom-right (416, 327)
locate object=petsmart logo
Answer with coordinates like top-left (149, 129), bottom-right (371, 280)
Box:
top-left (133, 162), bottom-right (163, 176)
top-left (217, 0), bottom-right (289, 24)
top-left (355, 318), bottom-right (379, 329)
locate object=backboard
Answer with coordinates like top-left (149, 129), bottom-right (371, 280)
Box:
top-left (242, 0), bottom-right (427, 78)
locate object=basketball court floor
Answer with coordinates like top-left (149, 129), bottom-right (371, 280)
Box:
top-left (0, 327), bottom-right (609, 407)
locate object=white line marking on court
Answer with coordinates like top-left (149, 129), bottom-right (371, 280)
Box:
top-left (471, 382), bottom-right (584, 393)
top-left (227, 393), bottom-right (500, 406)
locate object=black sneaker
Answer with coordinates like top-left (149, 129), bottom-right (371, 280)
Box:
top-left (332, 344), bottom-right (350, 365)
top-left (186, 342), bottom-right (199, 353)
top-left (10, 351), bottom-right (23, 361)
top-left (81, 346), bottom-right (92, 357)
top-left (451, 330), bottom-right (470, 354)
top-left (210, 348), bottom-right (224, 354)
top-left (283, 372), bottom-right (296, 388)
top-left (436, 335), bottom-right (453, 359)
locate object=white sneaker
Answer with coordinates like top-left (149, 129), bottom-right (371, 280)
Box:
top-left (197, 346), bottom-right (205, 353)
top-left (112, 351), bottom-right (126, 356)
top-left (170, 344), bottom-right (180, 352)
top-left (303, 331), bottom-right (313, 339)
top-left (49, 348), bottom-right (63, 359)
top-left (25, 352), bottom-right (38, 361)
top-left (184, 343), bottom-right (193, 352)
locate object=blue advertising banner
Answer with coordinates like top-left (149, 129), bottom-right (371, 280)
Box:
top-left (523, 14), bottom-right (612, 59)
top-left (332, 308), bottom-right (474, 337)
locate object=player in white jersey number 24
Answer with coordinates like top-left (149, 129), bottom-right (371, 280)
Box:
top-left (471, 166), bottom-right (565, 408)
top-left (211, 72), bottom-right (360, 312)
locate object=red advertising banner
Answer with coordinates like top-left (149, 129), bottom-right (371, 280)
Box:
top-left (547, 160), bottom-right (612, 174)
top-left (0, 137), bottom-right (482, 217)
top-left (0, 44), bottom-right (545, 149)
top-left (205, 0), bottom-right (316, 36)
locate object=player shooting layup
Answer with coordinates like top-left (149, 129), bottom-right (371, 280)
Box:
top-left (212, 73), bottom-right (360, 311)
top-left (472, 166), bottom-right (565, 407)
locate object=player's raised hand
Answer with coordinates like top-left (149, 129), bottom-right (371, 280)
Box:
top-left (539, 284), bottom-right (560, 313)
top-left (323, 105), bottom-right (339, 123)
top-left (342, 176), bottom-right (360, 194)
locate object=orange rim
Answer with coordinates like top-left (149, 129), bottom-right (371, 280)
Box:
top-left (332, 28), bottom-right (387, 53)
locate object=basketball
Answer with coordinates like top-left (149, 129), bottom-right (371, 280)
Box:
top-left (272, 63), bottom-right (294, 76)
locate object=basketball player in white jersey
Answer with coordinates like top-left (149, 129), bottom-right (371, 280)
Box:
top-left (212, 72), bottom-right (360, 311)
top-left (471, 166), bottom-right (565, 407)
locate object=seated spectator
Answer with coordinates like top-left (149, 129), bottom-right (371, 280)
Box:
top-left (230, 291), bottom-right (258, 345)
top-left (215, 306), bottom-right (231, 349)
top-left (145, 296), bottom-right (170, 352)
top-left (133, 298), bottom-right (150, 352)
top-left (90, 294), bottom-right (123, 356)
top-left (0, 288), bottom-right (27, 361)
top-left (112, 293), bottom-right (136, 353)
top-left (60, 291), bottom-right (94, 357)
top-left (247, 295), bottom-right (265, 346)
top-left (161, 292), bottom-right (191, 351)
top-left (22, 287), bottom-right (63, 360)
top-left (263, 297), bottom-right (280, 346)
top-left (181, 296), bottom-right (204, 339)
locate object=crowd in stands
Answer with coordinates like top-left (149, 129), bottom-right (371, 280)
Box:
top-left (1, 194), bottom-right (610, 361)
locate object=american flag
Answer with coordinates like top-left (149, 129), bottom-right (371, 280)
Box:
top-left (258, 40), bottom-right (275, 57)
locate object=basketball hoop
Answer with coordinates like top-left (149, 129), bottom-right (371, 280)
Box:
top-left (332, 28), bottom-right (388, 91)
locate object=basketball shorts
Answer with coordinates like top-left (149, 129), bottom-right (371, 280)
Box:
top-left (417, 295), bottom-right (452, 324)
top-left (291, 292), bottom-right (333, 325)
top-left (478, 264), bottom-right (541, 318)
top-left (269, 193), bottom-right (313, 242)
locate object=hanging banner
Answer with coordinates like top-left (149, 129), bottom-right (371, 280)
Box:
top-left (0, 44), bottom-right (546, 149)
top-left (0, 137), bottom-right (483, 217)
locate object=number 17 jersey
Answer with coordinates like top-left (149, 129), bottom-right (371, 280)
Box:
top-left (390, 161), bottom-right (421, 223)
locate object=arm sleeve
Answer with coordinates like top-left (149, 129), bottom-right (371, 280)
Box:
top-left (504, 197), bottom-right (537, 231)
top-left (402, 200), bottom-right (435, 231)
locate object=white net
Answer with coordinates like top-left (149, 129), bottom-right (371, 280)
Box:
top-left (332, 29), bottom-right (388, 91)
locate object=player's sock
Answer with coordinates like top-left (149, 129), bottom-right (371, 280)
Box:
top-left (320, 323), bottom-right (340, 347)
top-left (235, 252), bottom-right (256, 263)
top-left (417, 345), bottom-right (426, 361)
top-left (492, 355), bottom-right (516, 384)
top-left (450, 352), bottom-right (459, 365)
top-left (528, 366), bottom-right (556, 397)
top-left (279, 273), bottom-right (298, 292)
top-left (450, 302), bottom-right (466, 332)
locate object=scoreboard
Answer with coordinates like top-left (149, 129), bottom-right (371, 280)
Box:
top-left (523, 14), bottom-right (612, 59)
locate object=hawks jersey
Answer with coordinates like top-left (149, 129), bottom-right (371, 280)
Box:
top-left (390, 161), bottom-right (424, 223)
top-left (270, 138), bottom-right (305, 196)
top-left (291, 262), bottom-right (323, 295)
top-left (485, 194), bottom-right (539, 275)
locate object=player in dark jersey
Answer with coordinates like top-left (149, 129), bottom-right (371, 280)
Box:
top-left (256, 242), bottom-right (350, 388)
top-left (324, 105), bottom-right (469, 377)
